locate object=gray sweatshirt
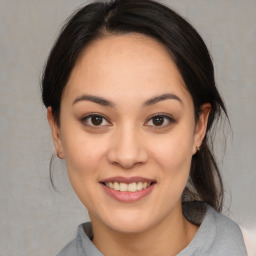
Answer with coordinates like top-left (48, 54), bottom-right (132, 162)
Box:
top-left (57, 203), bottom-right (247, 256)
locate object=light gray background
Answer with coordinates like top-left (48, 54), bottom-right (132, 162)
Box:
top-left (0, 0), bottom-right (255, 255)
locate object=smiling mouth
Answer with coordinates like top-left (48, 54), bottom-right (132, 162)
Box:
top-left (100, 177), bottom-right (156, 202)
top-left (101, 181), bottom-right (154, 192)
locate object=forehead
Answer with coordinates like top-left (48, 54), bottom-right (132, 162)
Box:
top-left (63, 33), bottom-right (191, 105)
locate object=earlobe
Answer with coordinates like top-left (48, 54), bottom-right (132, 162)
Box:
top-left (47, 107), bottom-right (64, 158)
top-left (193, 103), bottom-right (211, 155)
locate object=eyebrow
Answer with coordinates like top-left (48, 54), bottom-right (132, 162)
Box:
top-left (143, 93), bottom-right (183, 106)
top-left (72, 93), bottom-right (182, 107)
top-left (72, 95), bottom-right (115, 107)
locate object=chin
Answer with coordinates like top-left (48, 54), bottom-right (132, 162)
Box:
top-left (94, 207), bottom-right (161, 234)
top-left (108, 217), bottom-right (154, 234)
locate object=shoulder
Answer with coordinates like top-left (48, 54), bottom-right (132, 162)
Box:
top-left (56, 222), bottom-right (102, 256)
top-left (180, 202), bottom-right (248, 256)
top-left (204, 206), bottom-right (247, 255)
top-left (209, 206), bottom-right (244, 239)
top-left (212, 207), bottom-right (242, 233)
top-left (56, 239), bottom-right (78, 256)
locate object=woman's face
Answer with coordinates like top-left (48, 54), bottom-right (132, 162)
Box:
top-left (48, 34), bottom-right (209, 234)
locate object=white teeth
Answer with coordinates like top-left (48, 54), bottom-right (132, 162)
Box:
top-left (137, 182), bottom-right (143, 191)
top-left (114, 182), bottom-right (119, 190)
top-left (143, 182), bottom-right (147, 189)
top-left (128, 182), bottom-right (137, 192)
top-left (105, 181), bottom-right (152, 192)
top-left (119, 183), bottom-right (128, 191)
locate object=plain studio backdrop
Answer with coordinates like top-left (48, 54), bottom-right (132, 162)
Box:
top-left (0, 0), bottom-right (255, 255)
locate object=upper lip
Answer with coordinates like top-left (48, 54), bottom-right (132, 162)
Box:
top-left (100, 176), bottom-right (156, 184)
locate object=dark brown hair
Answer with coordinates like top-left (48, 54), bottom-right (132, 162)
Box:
top-left (42, 0), bottom-right (227, 212)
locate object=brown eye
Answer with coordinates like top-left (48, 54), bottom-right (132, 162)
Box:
top-left (91, 116), bottom-right (103, 126)
top-left (152, 116), bottom-right (164, 126)
top-left (145, 114), bottom-right (175, 128)
top-left (81, 114), bottom-right (110, 127)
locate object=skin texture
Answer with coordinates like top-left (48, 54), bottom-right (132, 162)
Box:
top-left (48, 34), bottom-right (211, 256)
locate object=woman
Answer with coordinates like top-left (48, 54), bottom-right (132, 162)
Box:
top-left (41, 0), bottom-right (247, 255)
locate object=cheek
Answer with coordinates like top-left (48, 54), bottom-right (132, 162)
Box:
top-left (60, 125), bottom-right (107, 184)
top-left (149, 125), bottom-right (195, 194)
top-left (155, 142), bottom-right (193, 211)
top-left (152, 128), bottom-right (194, 170)
top-left (60, 130), bottom-right (109, 208)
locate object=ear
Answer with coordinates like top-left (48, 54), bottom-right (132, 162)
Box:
top-left (47, 107), bottom-right (64, 158)
top-left (192, 103), bottom-right (211, 155)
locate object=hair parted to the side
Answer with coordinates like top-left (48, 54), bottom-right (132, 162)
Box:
top-left (41, 0), bottom-right (228, 212)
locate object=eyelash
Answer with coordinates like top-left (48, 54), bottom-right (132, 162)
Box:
top-left (80, 113), bottom-right (111, 128)
top-left (145, 114), bottom-right (175, 128)
top-left (80, 113), bottom-right (175, 128)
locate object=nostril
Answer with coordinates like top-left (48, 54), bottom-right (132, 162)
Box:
top-left (106, 140), bottom-right (149, 168)
top-left (111, 159), bottom-right (140, 169)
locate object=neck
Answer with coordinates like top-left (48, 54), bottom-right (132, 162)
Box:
top-left (90, 203), bottom-right (199, 256)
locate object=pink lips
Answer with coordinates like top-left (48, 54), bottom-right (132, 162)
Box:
top-left (100, 176), bottom-right (156, 202)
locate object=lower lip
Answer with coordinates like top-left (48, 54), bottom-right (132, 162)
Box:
top-left (101, 183), bottom-right (156, 202)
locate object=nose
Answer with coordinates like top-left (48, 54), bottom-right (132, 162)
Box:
top-left (106, 126), bottom-right (148, 169)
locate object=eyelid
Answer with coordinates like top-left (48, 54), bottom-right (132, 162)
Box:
top-left (80, 113), bottom-right (112, 127)
top-left (144, 113), bottom-right (176, 128)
